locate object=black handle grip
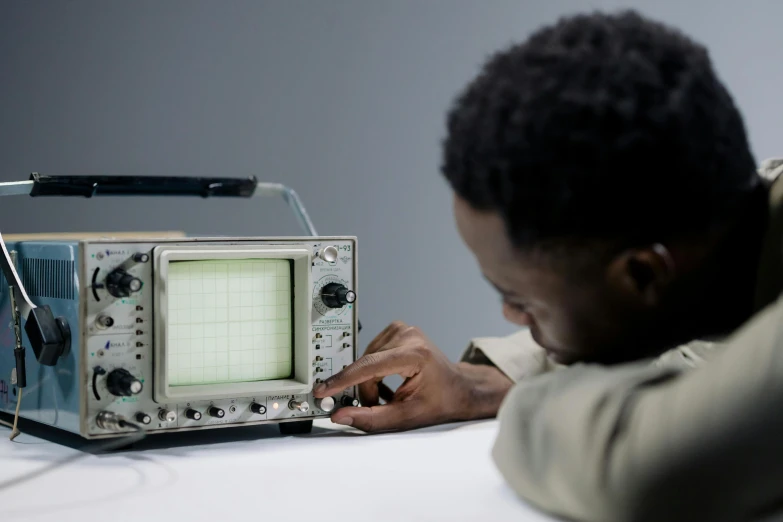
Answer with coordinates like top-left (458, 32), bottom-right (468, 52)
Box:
top-left (14, 347), bottom-right (26, 388)
top-left (28, 173), bottom-right (258, 198)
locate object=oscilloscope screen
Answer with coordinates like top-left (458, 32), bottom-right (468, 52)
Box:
top-left (165, 258), bottom-right (294, 386)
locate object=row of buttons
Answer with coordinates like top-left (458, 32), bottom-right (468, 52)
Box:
top-left (133, 402), bottom-right (264, 425)
top-left (130, 396), bottom-right (354, 426)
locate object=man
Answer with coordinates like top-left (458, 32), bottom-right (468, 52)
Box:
top-left (314, 10), bottom-right (783, 521)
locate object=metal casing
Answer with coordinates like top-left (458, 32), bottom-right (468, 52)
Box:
top-left (0, 236), bottom-right (358, 439)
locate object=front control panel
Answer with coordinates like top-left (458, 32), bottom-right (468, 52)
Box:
top-left (81, 237), bottom-right (358, 437)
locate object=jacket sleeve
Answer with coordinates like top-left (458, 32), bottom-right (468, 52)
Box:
top-left (460, 328), bottom-right (562, 382)
top-left (491, 297), bottom-right (783, 522)
top-left (458, 327), bottom-right (711, 383)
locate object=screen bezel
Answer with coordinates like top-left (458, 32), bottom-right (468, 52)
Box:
top-left (152, 245), bottom-right (313, 403)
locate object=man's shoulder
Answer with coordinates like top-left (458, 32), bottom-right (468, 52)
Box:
top-left (652, 340), bottom-right (720, 370)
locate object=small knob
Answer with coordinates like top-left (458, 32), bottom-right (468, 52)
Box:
top-left (135, 412), bottom-right (152, 425)
top-left (185, 408), bottom-right (202, 420)
top-left (321, 283), bottom-right (356, 309)
top-left (106, 368), bottom-right (143, 397)
top-left (250, 402), bottom-right (267, 415)
top-left (208, 406), bottom-right (225, 418)
top-left (289, 400), bottom-right (309, 412)
top-left (105, 269), bottom-right (143, 298)
top-left (341, 396), bottom-right (359, 407)
top-left (159, 409), bottom-right (176, 423)
top-left (318, 246), bottom-right (339, 263)
top-left (315, 397), bottom-right (335, 412)
top-left (133, 253), bottom-right (150, 263)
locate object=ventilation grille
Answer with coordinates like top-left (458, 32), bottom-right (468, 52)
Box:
top-left (22, 259), bottom-right (75, 300)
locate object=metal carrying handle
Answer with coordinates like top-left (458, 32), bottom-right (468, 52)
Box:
top-left (0, 173), bottom-right (340, 367)
top-left (0, 173), bottom-right (319, 236)
top-left (0, 173), bottom-right (320, 316)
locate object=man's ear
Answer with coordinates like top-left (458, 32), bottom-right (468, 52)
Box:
top-left (606, 244), bottom-right (676, 306)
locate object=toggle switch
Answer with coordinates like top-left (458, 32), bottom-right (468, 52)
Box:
top-left (289, 400), bottom-right (309, 413)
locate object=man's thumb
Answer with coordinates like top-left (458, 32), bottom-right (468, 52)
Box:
top-left (332, 404), bottom-right (408, 433)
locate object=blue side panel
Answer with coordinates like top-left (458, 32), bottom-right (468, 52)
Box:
top-left (0, 241), bottom-right (81, 435)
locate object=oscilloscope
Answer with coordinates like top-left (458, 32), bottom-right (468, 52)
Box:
top-left (0, 173), bottom-right (359, 439)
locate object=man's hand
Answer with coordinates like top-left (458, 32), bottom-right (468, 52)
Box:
top-left (313, 321), bottom-right (514, 432)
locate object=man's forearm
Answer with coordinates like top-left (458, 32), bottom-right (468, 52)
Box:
top-left (456, 362), bottom-right (514, 421)
top-left (491, 299), bottom-right (783, 522)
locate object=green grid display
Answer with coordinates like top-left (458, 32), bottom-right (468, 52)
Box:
top-left (166, 259), bottom-right (293, 386)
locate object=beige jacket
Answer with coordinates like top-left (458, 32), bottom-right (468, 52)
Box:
top-left (460, 159), bottom-right (783, 521)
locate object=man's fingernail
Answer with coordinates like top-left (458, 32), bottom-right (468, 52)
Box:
top-left (334, 417), bottom-right (353, 426)
top-left (313, 383), bottom-right (326, 395)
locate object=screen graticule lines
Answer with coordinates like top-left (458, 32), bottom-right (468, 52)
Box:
top-left (166, 259), bottom-right (293, 386)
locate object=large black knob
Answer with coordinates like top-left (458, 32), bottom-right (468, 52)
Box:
top-left (321, 283), bottom-right (356, 309)
top-left (105, 269), bottom-right (143, 298)
top-left (106, 368), bottom-right (143, 397)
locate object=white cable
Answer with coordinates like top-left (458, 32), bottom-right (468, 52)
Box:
top-left (9, 388), bottom-right (22, 440)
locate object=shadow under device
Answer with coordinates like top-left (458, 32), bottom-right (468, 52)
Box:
top-left (0, 173), bottom-right (359, 439)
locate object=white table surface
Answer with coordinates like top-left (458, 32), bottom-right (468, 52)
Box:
top-left (0, 417), bottom-right (557, 522)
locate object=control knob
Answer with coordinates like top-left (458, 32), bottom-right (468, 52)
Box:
top-left (135, 412), bottom-right (152, 425)
top-left (251, 402), bottom-right (267, 415)
top-left (321, 283), bottom-right (356, 309)
top-left (315, 397), bottom-right (335, 412)
top-left (185, 408), bottom-right (202, 420)
top-left (208, 406), bottom-right (225, 418)
top-left (341, 396), bottom-right (359, 407)
top-left (105, 269), bottom-right (142, 298)
top-left (106, 368), bottom-right (143, 397)
top-left (159, 409), bottom-right (176, 423)
top-left (317, 246), bottom-right (338, 263)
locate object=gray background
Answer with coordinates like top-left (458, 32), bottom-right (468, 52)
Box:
top-left (2, 0), bottom-right (781, 364)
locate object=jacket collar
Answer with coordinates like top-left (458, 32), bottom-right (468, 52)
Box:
top-left (752, 159), bottom-right (783, 312)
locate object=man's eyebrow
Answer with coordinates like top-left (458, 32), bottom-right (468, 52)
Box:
top-left (483, 274), bottom-right (517, 297)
